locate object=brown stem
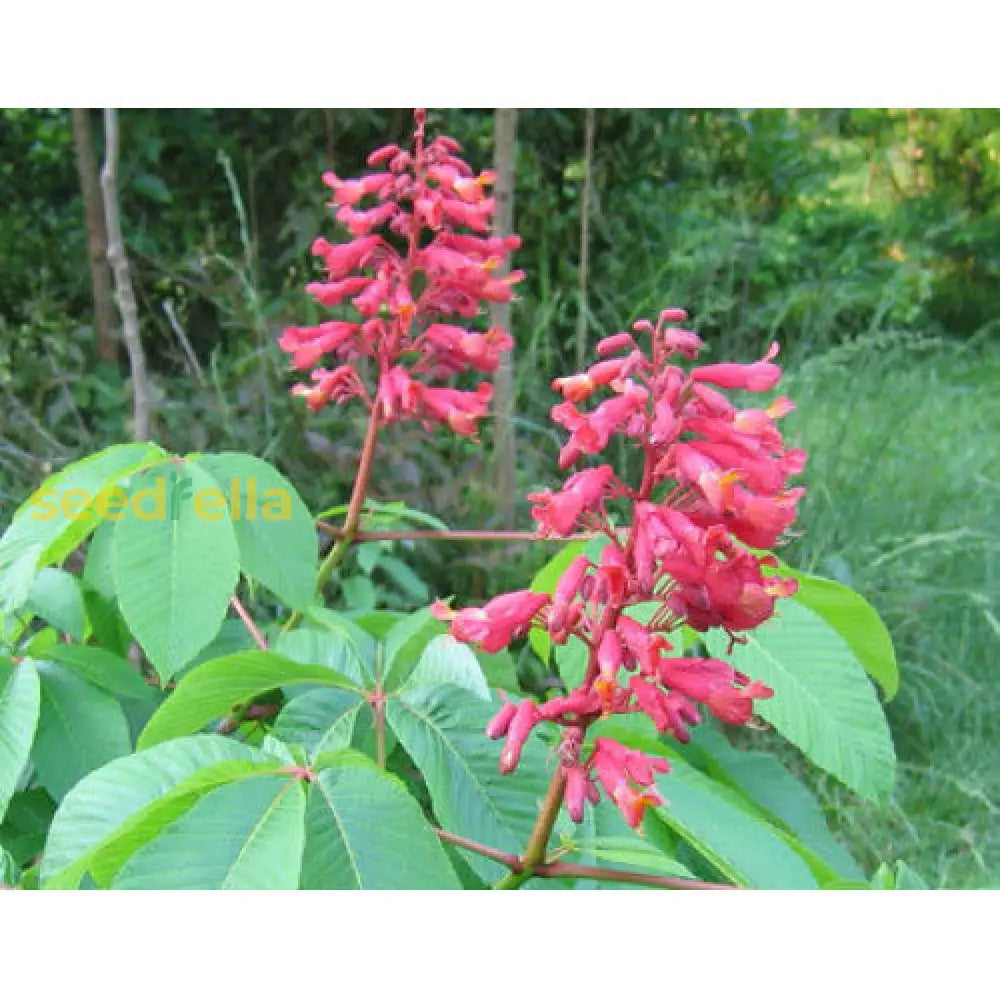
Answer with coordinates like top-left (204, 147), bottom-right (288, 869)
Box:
top-left (491, 108), bottom-right (519, 529)
top-left (70, 108), bottom-right (116, 364)
top-left (284, 410), bottom-right (380, 632)
top-left (494, 765), bottom-right (567, 889)
top-left (101, 108), bottom-right (151, 441)
top-left (434, 827), bottom-right (738, 891)
top-left (576, 108), bottom-right (595, 370)
top-left (230, 595), bottom-right (268, 651)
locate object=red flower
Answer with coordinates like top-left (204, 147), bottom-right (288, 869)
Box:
top-left (441, 306), bottom-right (801, 827)
top-left (434, 590), bottom-right (548, 654)
top-left (281, 110), bottom-right (518, 441)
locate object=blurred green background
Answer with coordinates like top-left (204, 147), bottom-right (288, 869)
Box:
top-left (1, 108), bottom-right (997, 886)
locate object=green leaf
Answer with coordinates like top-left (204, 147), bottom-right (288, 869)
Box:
top-left (569, 835), bottom-right (696, 880)
top-left (0, 443), bottom-right (166, 610)
top-left (705, 601), bottom-right (896, 801)
top-left (376, 554), bottom-right (429, 603)
top-left (476, 649), bottom-right (519, 691)
top-left (341, 575), bottom-right (377, 610)
top-left (0, 844), bottom-right (17, 885)
top-left (114, 462), bottom-right (239, 679)
top-left (554, 634), bottom-right (589, 690)
top-left (138, 651), bottom-right (360, 749)
top-left (25, 568), bottom-right (87, 639)
top-left (528, 539), bottom-right (588, 665)
top-left (301, 750), bottom-right (460, 889)
top-left (303, 607), bottom-right (378, 680)
top-left (82, 518), bottom-right (117, 599)
top-left (197, 452), bottom-right (318, 610)
top-left (382, 606), bottom-right (446, 689)
top-left (81, 586), bottom-right (131, 658)
top-left (272, 626), bottom-right (365, 686)
top-left (0, 546), bottom-right (42, 615)
top-left (42, 735), bottom-right (274, 888)
top-left (0, 661), bottom-right (41, 822)
top-left (113, 772), bottom-right (307, 889)
top-left (400, 635), bottom-right (490, 700)
top-left (595, 717), bottom-right (817, 888)
top-left (45, 646), bottom-right (156, 702)
top-left (386, 685), bottom-right (549, 882)
top-left (32, 661), bottom-right (131, 801)
top-left (650, 757), bottom-right (817, 889)
top-left (316, 499), bottom-right (449, 533)
top-left (786, 569), bottom-right (899, 700)
top-left (685, 725), bottom-right (864, 880)
top-left (0, 788), bottom-right (55, 866)
top-left (273, 688), bottom-right (367, 759)
top-left (350, 609), bottom-right (403, 640)
top-left (870, 860), bottom-right (930, 889)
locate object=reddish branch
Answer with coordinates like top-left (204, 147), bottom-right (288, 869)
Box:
top-left (434, 827), bottom-right (738, 890)
top-left (315, 523), bottom-right (596, 543)
top-left (230, 595), bottom-right (268, 650)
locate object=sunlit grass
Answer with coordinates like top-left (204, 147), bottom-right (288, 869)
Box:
top-left (781, 332), bottom-right (1000, 887)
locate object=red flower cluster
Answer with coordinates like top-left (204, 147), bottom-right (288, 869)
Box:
top-left (435, 308), bottom-right (805, 830)
top-left (280, 109), bottom-right (521, 438)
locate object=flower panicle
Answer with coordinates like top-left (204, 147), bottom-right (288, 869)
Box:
top-left (280, 109), bottom-right (519, 441)
top-left (434, 307), bottom-right (805, 830)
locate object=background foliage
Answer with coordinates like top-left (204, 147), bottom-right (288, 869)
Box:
top-left (1, 108), bottom-right (997, 887)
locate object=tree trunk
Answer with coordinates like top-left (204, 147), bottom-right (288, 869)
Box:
top-left (576, 108), bottom-right (596, 370)
top-left (491, 109), bottom-right (518, 528)
top-left (70, 108), bottom-right (117, 363)
top-left (101, 108), bottom-right (151, 442)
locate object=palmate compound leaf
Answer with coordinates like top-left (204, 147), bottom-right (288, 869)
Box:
top-left (0, 442), bottom-right (166, 612)
top-left (112, 772), bottom-right (308, 889)
top-left (301, 749), bottom-right (460, 889)
top-left (385, 684), bottom-right (550, 883)
top-left (114, 462), bottom-right (239, 680)
top-left (0, 660), bottom-right (41, 823)
top-left (705, 600), bottom-right (896, 802)
top-left (272, 688), bottom-right (368, 760)
top-left (197, 452), bottom-right (318, 611)
top-left (42, 735), bottom-right (459, 889)
top-left (138, 651), bottom-right (362, 750)
top-left (41, 735), bottom-right (278, 888)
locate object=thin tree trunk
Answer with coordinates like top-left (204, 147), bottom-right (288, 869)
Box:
top-left (491, 108), bottom-right (518, 528)
top-left (576, 109), bottom-right (596, 370)
top-left (100, 108), bottom-right (151, 442)
top-left (324, 109), bottom-right (336, 170)
top-left (70, 108), bottom-right (117, 363)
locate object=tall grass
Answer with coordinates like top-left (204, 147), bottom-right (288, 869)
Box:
top-left (780, 332), bottom-right (1000, 887)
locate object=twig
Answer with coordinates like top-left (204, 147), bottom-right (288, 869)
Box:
top-left (576, 108), bottom-right (595, 369)
top-left (162, 299), bottom-right (206, 385)
top-left (314, 523), bottom-right (597, 544)
top-left (230, 596), bottom-right (268, 651)
top-left (491, 108), bottom-right (518, 528)
top-left (101, 108), bottom-right (151, 441)
top-left (284, 409), bottom-right (380, 632)
top-left (434, 827), bottom-right (739, 890)
top-left (494, 765), bottom-right (568, 889)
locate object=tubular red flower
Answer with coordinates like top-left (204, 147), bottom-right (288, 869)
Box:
top-left (440, 306), bottom-right (803, 828)
top-left (282, 110), bottom-right (518, 439)
top-left (500, 699), bottom-right (540, 774)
